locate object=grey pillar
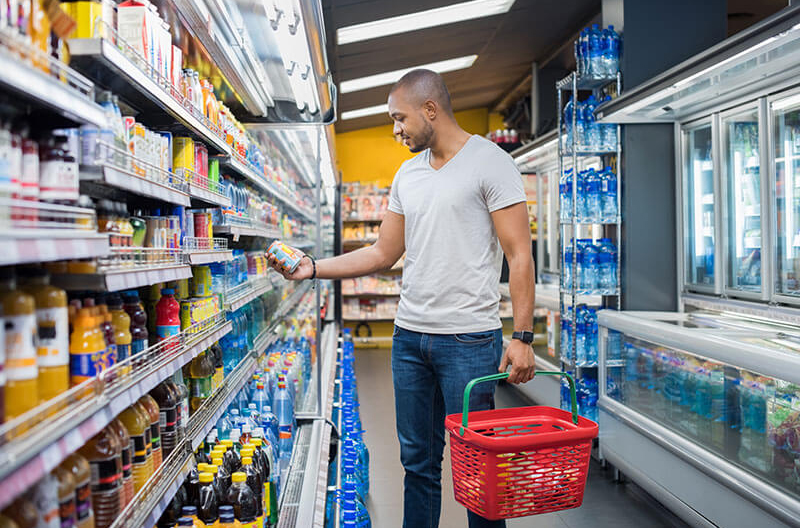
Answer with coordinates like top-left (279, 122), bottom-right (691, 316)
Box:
top-left (616, 0), bottom-right (727, 310)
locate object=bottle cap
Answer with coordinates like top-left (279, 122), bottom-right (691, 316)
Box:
top-left (212, 457), bottom-right (224, 466)
top-left (242, 456), bottom-right (253, 465)
top-left (232, 472), bottom-right (246, 483)
top-left (181, 506), bottom-right (197, 516)
top-left (221, 440), bottom-right (233, 447)
top-left (177, 518), bottom-right (194, 526)
top-left (198, 463), bottom-right (210, 472)
top-left (242, 424), bottom-right (252, 434)
top-left (219, 513), bottom-right (235, 523)
top-left (219, 506), bottom-right (234, 515)
top-left (230, 409), bottom-right (239, 415)
top-left (251, 438), bottom-right (262, 447)
top-left (207, 464), bottom-right (218, 475)
top-left (241, 448), bottom-right (254, 458)
top-left (161, 288), bottom-right (175, 295)
top-left (199, 472), bottom-right (213, 484)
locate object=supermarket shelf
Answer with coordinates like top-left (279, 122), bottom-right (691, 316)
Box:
top-left (187, 180), bottom-right (232, 208)
top-left (560, 287), bottom-right (619, 296)
top-left (0, 232), bottom-right (109, 266)
top-left (224, 277), bottom-right (273, 312)
top-left (353, 336), bottom-right (393, 346)
top-left (561, 148), bottom-right (618, 157)
top-left (0, 40), bottom-right (106, 127)
top-left (342, 292), bottom-right (400, 298)
top-left (214, 222), bottom-right (282, 241)
top-left (343, 218), bottom-right (383, 223)
top-left (52, 264), bottom-right (192, 292)
top-left (560, 217), bottom-right (621, 226)
top-left (556, 71), bottom-right (620, 91)
top-left (67, 37), bottom-right (230, 154)
top-left (186, 250), bottom-right (234, 265)
top-left (342, 316), bottom-right (396, 322)
top-left (217, 155), bottom-right (315, 222)
top-left (0, 314), bottom-right (232, 510)
top-left (80, 164), bottom-right (192, 207)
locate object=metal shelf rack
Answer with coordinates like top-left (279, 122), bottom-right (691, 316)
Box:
top-left (556, 70), bottom-right (623, 378)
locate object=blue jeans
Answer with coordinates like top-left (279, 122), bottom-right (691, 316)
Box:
top-left (391, 325), bottom-right (506, 528)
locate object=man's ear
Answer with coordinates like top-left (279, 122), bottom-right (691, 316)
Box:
top-left (423, 100), bottom-right (437, 120)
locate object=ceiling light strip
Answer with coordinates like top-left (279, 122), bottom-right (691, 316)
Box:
top-left (340, 55), bottom-right (478, 93)
top-left (341, 104), bottom-right (389, 120)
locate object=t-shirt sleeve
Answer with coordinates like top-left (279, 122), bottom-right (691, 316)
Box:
top-left (483, 150), bottom-right (527, 212)
top-left (388, 174), bottom-right (403, 215)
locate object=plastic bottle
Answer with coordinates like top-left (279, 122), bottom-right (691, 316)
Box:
top-left (221, 439), bottom-right (241, 474)
top-left (122, 291), bottom-right (148, 356)
top-left (170, 375), bottom-right (189, 440)
top-left (559, 169), bottom-right (573, 222)
top-left (212, 457), bottom-right (232, 499)
top-left (54, 464), bottom-right (77, 528)
top-left (209, 342), bottom-right (224, 391)
top-left (579, 28), bottom-right (589, 77)
top-left (119, 404), bottom-right (152, 493)
top-left (583, 96), bottom-right (599, 150)
top-left (60, 453), bottom-right (94, 528)
top-left (575, 170), bottom-right (587, 220)
top-left (274, 379), bottom-right (294, 475)
top-left (240, 456), bottom-right (263, 527)
top-left (226, 472), bottom-right (258, 528)
top-left (78, 427), bottom-right (122, 528)
top-left (107, 418), bottom-right (133, 510)
top-left (562, 242), bottom-right (572, 289)
top-left (179, 506), bottom-right (201, 528)
top-left (598, 238), bottom-right (617, 294)
top-left (574, 99), bottom-right (585, 147)
top-left (3, 496), bottom-right (37, 528)
top-left (107, 295), bottom-right (131, 373)
top-left (588, 24), bottom-right (602, 78)
top-left (579, 240), bottom-right (598, 292)
top-left (97, 303), bottom-right (118, 376)
top-left (18, 267), bottom-right (68, 403)
top-left (584, 168), bottom-right (601, 222)
top-left (600, 166), bottom-right (617, 221)
top-left (249, 438), bottom-right (271, 521)
top-left (217, 510), bottom-right (236, 528)
top-left (198, 472), bottom-right (219, 527)
top-left (604, 25), bottom-right (620, 77)
top-left (32, 471), bottom-right (61, 528)
top-left (0, 270), bottom-right (38, 418)
top-left (155, 288), bottom-right (180, 344)
top-left (138, 394), bottom-right (163, 470)
top-left (175, 518), bottom-right (194, 528)
top-left (150, 381), bottom-right (178, 457)
top-left (563, 97), bottom-right (574, 149)
top-left (189, 350), bottom-right (215, 413)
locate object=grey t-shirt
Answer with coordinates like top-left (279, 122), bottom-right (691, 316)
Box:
top-left (388, 134), bottom-right (526, 334)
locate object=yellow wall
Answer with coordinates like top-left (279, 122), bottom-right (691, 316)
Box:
top-left (336, 108), bottom-right (503, 187)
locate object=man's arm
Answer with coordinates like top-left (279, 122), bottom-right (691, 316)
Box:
top-left (491, 201), bottom-right (536, 384)
top-left (267, 211), bottom-right (405, 280)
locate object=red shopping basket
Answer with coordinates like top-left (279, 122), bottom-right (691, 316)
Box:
top-left (445, 371), bottom-right (598, 520)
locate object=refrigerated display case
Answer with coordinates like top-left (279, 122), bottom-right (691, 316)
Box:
top-left (773, 91), bottom-right (800, 299)
top-left (598, 310), bottom-right (800, 528)
top-left (682, 120), bottom-right (716, 291)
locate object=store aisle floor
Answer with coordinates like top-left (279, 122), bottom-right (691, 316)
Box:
top-left (354, 347), bottom-right (689, 528)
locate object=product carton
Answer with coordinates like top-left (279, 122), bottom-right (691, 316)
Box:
top-left (117, 0), bottom-right (149, 64)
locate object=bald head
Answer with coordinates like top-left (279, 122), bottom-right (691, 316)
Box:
top-left (389, 69), bottom-right (453, 115)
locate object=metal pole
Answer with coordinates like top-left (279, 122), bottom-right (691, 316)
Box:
top-left (315, 126), bottom-right (323, 418)
top-left (571, 72), bottom-right (578, 369)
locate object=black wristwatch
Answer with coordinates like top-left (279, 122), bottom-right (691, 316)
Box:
top-left (512, 331), bottom-right (534, 345)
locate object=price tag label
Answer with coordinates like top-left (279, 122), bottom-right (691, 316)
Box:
top-left (36, 239), bottom-right (57, 261)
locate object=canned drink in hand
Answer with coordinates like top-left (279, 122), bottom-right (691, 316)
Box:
top-left (267, 241), bottom-right (303, 273)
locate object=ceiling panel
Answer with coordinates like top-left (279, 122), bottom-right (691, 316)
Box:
top-left (325, 0), bottom-right (601, 131)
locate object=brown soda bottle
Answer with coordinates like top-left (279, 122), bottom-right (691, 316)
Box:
top-left (59, 453), bottom-right (94, 528)
top-left (53, 464), bottom-right (77, 528)
top-left (107, 418), bottom-right (133, 510)
top-left (138, 394), bottom-right (163, 470)
top-left (118, 404), bottom-right (152, 493)
top-left (78, 427), bottom-right (122, 528)
top-left (149, 382), bottom-right (178, 457)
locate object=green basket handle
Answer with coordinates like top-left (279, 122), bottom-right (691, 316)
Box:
top-left (459, 371), bottom-right (578, 436)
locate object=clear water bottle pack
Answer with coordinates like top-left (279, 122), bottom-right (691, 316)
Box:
top-left (560, 167), bottom-right (617, 223)
top-left (574, 23), bottom-right (621, 79)
top-left (563, 97), bottom-right (618, 151)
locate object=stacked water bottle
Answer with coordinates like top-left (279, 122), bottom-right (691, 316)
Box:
top-left (325, 329), bottom-right (371, 528)
top-left (562, 238), bottom-right (617, 294)
top-left (559, 166), bottom-right (618, 222)
top-left (563, 96), bottom-right (618, 152)
top-left (560, 371), bottom-right (599, 424)
top-left (574, 23), bottom-right (621, 80)
top-left (560, 304), bottom-right (600, 367)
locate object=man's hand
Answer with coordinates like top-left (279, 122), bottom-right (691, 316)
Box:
top-left (266, 251), bottom-right (313, 281)
top-left (498, 339), bottom-right (536, 384)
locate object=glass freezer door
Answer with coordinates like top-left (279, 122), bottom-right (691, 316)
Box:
top-left (683, 123), bottom-right (716, 289)
top-left (773, 95), bottom-right (800, 296)
top-left (723, 108), bottom-right (762, 293)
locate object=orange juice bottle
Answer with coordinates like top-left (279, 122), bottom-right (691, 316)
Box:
top-left (118, 404), bottom-right (152, 493)
top-left (138, 394), bottom-right (162, 470)
top-left (133, 399), bottom-right (155, 477)
top-left (60, 453), bottom-right (95, 528)
top-left (107, 295), bottom-right (131, 374)
top-left (0, 269), bottom-right (38, 419)
top-left (108, 418), bottom-right (133, 510)
top-left (18, 267), bottom-right (69, 403)
top-left (69, 308), bottom-right (107, 386)
top-left (78, 427), bottom-right (122, 528)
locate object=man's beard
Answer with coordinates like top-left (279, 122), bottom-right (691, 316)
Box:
top-left (407, 121), bottom-right (434, 153)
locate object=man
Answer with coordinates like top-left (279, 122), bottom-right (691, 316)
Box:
top-left (268, 69), bottom-right (536, 528)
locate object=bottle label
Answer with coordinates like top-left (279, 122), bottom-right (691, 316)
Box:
top-left (59, 494), bottom-right (77, 528)
top-left (70, 347), bottom-right (110, 383)
top-left (130, 434), bottom-right (147, 464)
top-left (240, 521), bottom-right (259, 528)
top-left (263, 482), bottom-right (270, 516)
top-left (117, 342), bottom-right (131, 363)
top-left (35, 306), bottom-right (69, 367)
top-left (89, 457), bottom-right (121, 492)
top-left (278, 425), bottom-right (292, 439)
top-left (150, 423), bottom-right (161, 450)
top-left (144, 426), bottom-right (152, 457)
top-left (158, 406), bottom-right (177, 431)
top-left (156, 325), bottom-right (180, 341)
top-left (105, 344), bottom-right (117, 368)
top-left (74, 478), bottom-right (92, 521)
top-left (120, 443), bottom-right (132, 479)
top-left (5, 313), bottom-right (38, 380)
top-left (191, 376), bottom-right (212, 399)
top-left (131, 338), bottom-right (147, 356)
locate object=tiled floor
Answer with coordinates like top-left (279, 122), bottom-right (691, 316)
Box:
top-left (355, 347), bottom-right (689, 528)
